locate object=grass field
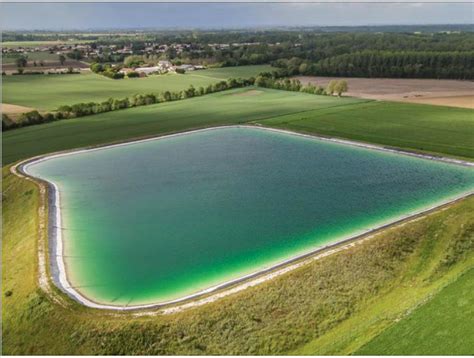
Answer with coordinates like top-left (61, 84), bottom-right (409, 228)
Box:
top-left (2, 87), bottom-right (365, 164)
top-left (2, 52), bottom-right (60, 64)
top-left (255, 100), bottom-right (474, 159)
top-left (2, 65), bottom-right (272, 110)
top-left (355, 268), bottom-right (474, 355)
top-left (3, 160), bottom-right (473, 354)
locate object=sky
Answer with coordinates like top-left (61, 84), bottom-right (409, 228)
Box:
top-left (1, 2), bottom-right (473, 31)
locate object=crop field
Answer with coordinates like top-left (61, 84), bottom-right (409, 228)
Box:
top-left (2, 87), bottom-right (365, 164)
top-left (2, 65), bottom-right (272, 110)
top-left (256, 101), bottom-right (474, 159)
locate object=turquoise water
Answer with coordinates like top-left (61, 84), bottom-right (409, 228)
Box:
top-left (27, 127), bottom-right (474, 306)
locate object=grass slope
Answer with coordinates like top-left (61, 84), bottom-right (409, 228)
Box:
top-left (2, 65), bottom-right (272, 110)
top-left (3, 87), bottom-right (363, 164)
top-left (356, 268), bottom-right (474, 355)
top-left (255, 100), bottom-right (474, 160)
top-left (3, 163), bottom-right (473, 354)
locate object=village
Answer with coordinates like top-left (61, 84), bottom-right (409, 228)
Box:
top-left (2, 42), bottom-right (213, 76)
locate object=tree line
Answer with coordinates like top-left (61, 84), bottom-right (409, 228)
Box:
top-left (2, 77), bottom-right (254, 131)
top-left (274, 50), bottom-right (474, 79)
top-left (255, 72), bottom-right (348, 96)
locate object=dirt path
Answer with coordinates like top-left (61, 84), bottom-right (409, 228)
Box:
top-left (294, 76), bottom-right (474, 109)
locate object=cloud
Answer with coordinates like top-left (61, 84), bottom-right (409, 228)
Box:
top-left (1, 3), bottom-right (471, 31)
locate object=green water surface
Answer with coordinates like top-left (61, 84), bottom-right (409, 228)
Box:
top-left (27, 127), bottom-right (474, 306)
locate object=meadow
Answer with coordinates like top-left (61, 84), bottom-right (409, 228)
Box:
top-left (2, 65), bottom-right (272, 110)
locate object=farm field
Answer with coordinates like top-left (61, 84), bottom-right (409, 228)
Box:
top-left (355, 268), bottom-right (474, 355)
top-left (295, 76), bottom-right (474, 109)
top-left (2, 87), bottom-right (365, 164)
top-left (256, 101), bottom-right (474, 159)
top-left (2, 51), bottom-right (60, 63)
top-left (1, 65), bottom-right (272, 110)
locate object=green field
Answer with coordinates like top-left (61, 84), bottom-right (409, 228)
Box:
top-left (356, 268), bottom-right (474, 355)
top-left (3, 161), bottom-right (473, 354)
top-left (2, 65), bottom-right (272, 110)
top-left (2, 87), bottom-right (365, 164)
top-left (255, 101), bottom-right (474, 159)
top-left (2, 52), bottom-right (60, 64)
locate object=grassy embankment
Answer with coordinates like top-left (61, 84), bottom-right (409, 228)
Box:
top-left (355, 268), bottom-right (474, 355)
top-left (2, 65), bottom-right (272, 111)
top-left (3, 161), bottom-right (473, 354)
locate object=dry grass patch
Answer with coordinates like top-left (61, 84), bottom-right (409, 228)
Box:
top-left (2, 103), bottom-right (39, 121)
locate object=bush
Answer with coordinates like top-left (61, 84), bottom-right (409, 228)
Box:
top-left (127, 71), bottom-right (140, 78)
top-left (2, 113), bottom-right (16, 130)
top-left (20, 111), bottom-right (43, 126)
top-left (90, 63), bottom-right (103, 73)
top-left (124, 55), bottom-right (145, 68)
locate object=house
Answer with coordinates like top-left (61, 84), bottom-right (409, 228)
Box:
top-left (118, 68), bottom-right (134, 75)
top-left (134, 66), bottom-right (160, 75)
top-left (176, 64), bottom-right (195, 71)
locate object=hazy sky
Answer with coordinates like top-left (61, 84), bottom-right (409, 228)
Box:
top-left (1, 2), bottom-right (472, 31)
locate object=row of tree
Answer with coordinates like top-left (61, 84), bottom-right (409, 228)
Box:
top-left (2, 77), bottom-right (255, 131)
top-left (254, 73), bottom-right (349, 96)
top-left (15, 54), bottom-right (72, 68)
